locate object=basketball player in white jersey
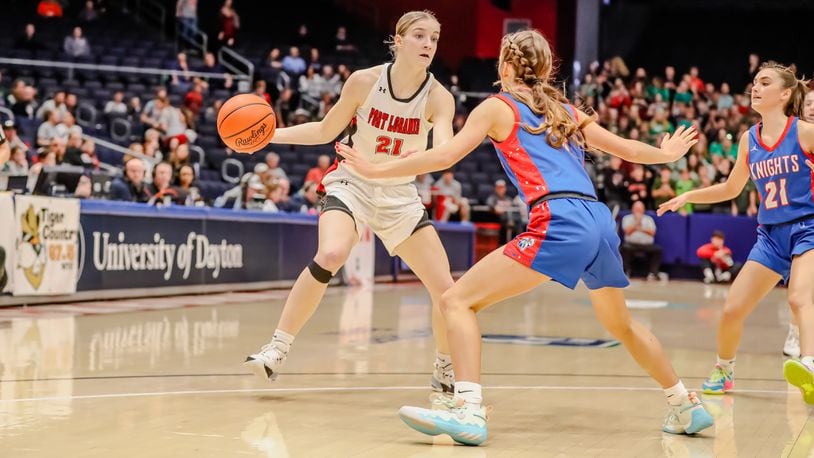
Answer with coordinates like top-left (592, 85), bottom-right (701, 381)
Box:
top-left (244, 11), bottom-right (458, 396)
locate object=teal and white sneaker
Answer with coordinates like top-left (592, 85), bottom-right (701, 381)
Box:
top-left (663, 392), bottom-right (714, 435)
top-left (702, 364), bottom-right (734, 394)
top-left (399, 398), bottom-right (488, 446)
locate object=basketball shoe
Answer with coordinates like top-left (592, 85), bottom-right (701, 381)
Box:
top-left (784, 324), bottom-right (801, 358)
top-left (244, 342), bottom-right (287, 381)
top-left (431, 358), bottom-right (455, 395)
top-left (662, 392), bottom-right (715, 435)
top-left (702, 364), bottom-right (734, 394)
top-left (784, 359), bottom-right (814, 404)
top-left (399, 398), bottom-right (488, 446)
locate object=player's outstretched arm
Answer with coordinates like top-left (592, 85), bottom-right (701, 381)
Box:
top-left (578, 108), bottom-right (697, 164)
top-left (269, 70), bottom-right (372, 146)
top-left (337, 97), bottom-right (502, 179)
top-left (657, 132), bottom-right (751, 215)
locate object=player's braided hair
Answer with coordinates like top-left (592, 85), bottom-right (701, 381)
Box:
top-left (497, 30), bottom-right (585, 149)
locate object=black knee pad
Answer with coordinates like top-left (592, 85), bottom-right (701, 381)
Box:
top-left (308, 260), bottom-right (333, 284)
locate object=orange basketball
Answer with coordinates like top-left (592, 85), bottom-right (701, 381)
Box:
top-left (217, 93), bottom-right (276, 153)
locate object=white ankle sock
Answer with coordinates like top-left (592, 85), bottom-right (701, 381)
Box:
top-left (791, 324), bottom-right (800, 335)
top-left (436, 352), bottom-right (452, 368)
top-left (455, 381), bottom-right (482, 406)
top-left (802, 356), bottom-right (814, 372)
top-left (717, 355), bottom-right (736, 373)
top-left (664, 380), bottom-right (688, 406)
top-left (272, 329), bottom-right (295, 354)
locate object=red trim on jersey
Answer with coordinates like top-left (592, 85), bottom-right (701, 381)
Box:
top-left (757, 116), bottom-right (794, 152)
top-left (490, 94), bottom-right (550, 203)
top-left (503, 202), bottom-right (551, 267)
top-left (803, 149), bottom-right (814, 203)
top-left (316, 158), bottom-right (340, 195)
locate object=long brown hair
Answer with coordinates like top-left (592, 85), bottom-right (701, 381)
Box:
top-left (497, 30), bottom-right (582, 149)
top-left (759, 61), bottom-right (810, 117)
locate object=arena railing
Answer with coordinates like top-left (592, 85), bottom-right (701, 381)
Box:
top-left (0, 57), bottom-right (251, 84)
top-left (218, 47), bottom-right (254, 93)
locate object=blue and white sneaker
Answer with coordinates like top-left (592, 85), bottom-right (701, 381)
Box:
top-left (662, 392), bottom-right (714, 435)
top-left (399, 398), bottom-right (488, 446)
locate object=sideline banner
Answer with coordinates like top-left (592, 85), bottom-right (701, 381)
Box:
top-left (0, 193), bottom-right (14, 293)
top-left (13, 195), bottom-right (80, 295)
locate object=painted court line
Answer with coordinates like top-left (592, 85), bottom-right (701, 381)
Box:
top-left (0, 384), bottom-right (795, 403)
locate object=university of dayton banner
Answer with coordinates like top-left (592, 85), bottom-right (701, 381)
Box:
top-left (13, 195), bottom-right (80, 295)
top-left (0, 193), bottom-right (15, 293)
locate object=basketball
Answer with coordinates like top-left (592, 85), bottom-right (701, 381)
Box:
top-left (217, 93), bottom-right (276, 153)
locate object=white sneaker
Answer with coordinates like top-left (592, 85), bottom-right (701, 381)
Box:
top-left (399, 398), bottom-right (488, 445)
top-left (703, 268), bottom-right (715, 284)
top-left (244, 343), bottom-right (287, 381)
top-left (658, 272), bottom-right (669, 282)
top-left (717, 271), bottom-right (732, 282)
top-left (784, 325), bottom-right (801, 358)
top-left (662, 392), bottom-right (714, 435)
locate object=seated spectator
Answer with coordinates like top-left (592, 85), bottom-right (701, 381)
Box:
top-left (319, 65), bottom-right (343, 99)
top-left (626, 164), bottom-right (652, 209)
top-left (3, 121), bottom-right (29, 155)
top-left (148, 162), bottom-right (187, 205)
top-left (253, 80), bottom-right (271, 104)
top-left (288, 180), bottom-right (319, 215)
top-left (308, 48), bottom-right (322, 73)
top-left (64, 27), bottom-right (91, 57)
top-left (275, 88), bottom-right (294, 127)
top-left (38, 0), bottom-right (63, 17)
top-left (62, 131), bottom-right (85, 166)
top-left (486, 179), bottom-right (527, 244)
top-left (696, 230), bottom-right (741, 283)
top-left (264, 152), bottom-right (287, 179)
top-left (156, 98), bottom-right (188, 145)
top-left (7, 79), bottom-right (37, 118)
top-left (15, 24), bottom-right (46, 51)
top-left (334, 26), bottom-right (357, 55)
top-left (601, 156), bottom-right (629, 211)
top-left (620, 201), bottom-right (666, 281)
top-left (78, 0), bottom-right (99, 22)
top-left (176, 164), bottom-right (202, 206)
top-left (651, 166), bottom-right (676, 208)
top-left (282, 46), bottom-right (307, 79)
top-left (304, 154), bottom-right (331, 185)
top-left (183, 78), bottom-right (206, 119)
top-left (415, 173), bottom-right (434, 209)
top-left (111, 158), bottom-right (151, 202)
top-left (434, 169), bottom-right (470, 223)
top-left (79, 139), bottom-right (99, 170)
top-left (37, 110), bottom-right (62, 147)
top-left (171, 52), bottom-right (192, 90)
top-left (104, 91), bottom-right (128, 120)
top-left (36, 90), bottom-right (67, 121)
top-left (169, 142), bottom-right (191, 174)
top-left (2, 146), bottom-right (29, 174)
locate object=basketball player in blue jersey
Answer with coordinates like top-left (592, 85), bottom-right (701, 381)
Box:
top-left (659, 62), bottom-right (814, 403)
top-left (243, 11), bottom-right (459, 399)
top-left (338, 29), bottom-right (713, 445)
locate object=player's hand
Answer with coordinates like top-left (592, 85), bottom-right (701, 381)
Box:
top-left (336, 142), bottom-right (381, 178)
top-left (660, 125), bottom-right (698, 162)
top-left (657, 194), bottom-right (689, 216)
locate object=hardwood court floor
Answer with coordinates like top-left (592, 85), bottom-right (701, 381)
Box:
top-left (0, 280), bottom-right (810, 457)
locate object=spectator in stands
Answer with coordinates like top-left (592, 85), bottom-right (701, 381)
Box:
top-left (62, 131), bottom-right (84, 166)
top-left (266, 177), bottom-right (291, 212)
top-left (308, 48), bottom-right (322, 73)
top-left (37, 0), bottom-right (63, 17)
top-left (218, 0), bottom-right (240, 48)
top-left (304, 154), bottom-right (330, 185)
top-left (292, 24), bottom-right (312, 51)
top-left (80, 139), bottom-right (99, 170)
top-left (15, 24), bottom-right (46, 52)
top-left (141, 88), bottom-right (168, 130)
top-left (626, 164), bottom-right (652, 209)
top-left (78, 0), bottom-right (99, 22)
top-left (156, 97), bottom-right (188, 145)
top-left (415, 173), bottom-right (434, 210)
top-left (651, 166), bottom-right (676, 209)
top-left (320, 65), bottom-right (342, 98)
top-left (317, 92), bottom-right (336, 120)
top-left (198, 53), bottom-right (232, 90)
top-left (149, 162), bottom-right (186, 205)
top-left (176, 0), bottom-right (198, 45)
top-left (717, 82), bottom-right (734, 110)
top-left (3, 121), bottom-right (28, 155)
top-left (253, 80), bottom-right (271, 104)
top-left (30, 148), bottom-right (56, 177)
top-left (37, 110), bottom-right (62, 147)
top-left (176, 164), bottom-right (202, 205)
top-left (696, 230), bottom-right (741, 284)
top-left (183, 78), bottom-right (205, 120)
top-left (2, 146), bottom-right (28, 174)
top-left (601, 155), bottom-right (629, 211)
top-left (111, 158), bottom-right (150, 202)
top-left (171, 53), bottom-right (192, 90)
top-left (299, 66), bottom-right (321, 113)
top-left (65, 92), bottom-right (78, 116)
top-left (620, 201), bottom-right (666, 281)
top-left (334, 26), bottom-right (356, 55)
top-left (169, 142), bottom-right (191, 175)
top-left (282, 47), bottom-right (307, 79)
top-left (64, 27), bottom-right (91, 57)
top-left (274, 88), bottom-right (294, 127)
top-left (6, 80), bottom-right (36, 118)
top-left (264, 152), bottom-right (287, 179)
top-left (434, 169), bottom-right (470, 223)
top-left (104, 91), bottom-right (128, 120)
top-left (486, 179), bottom-right (527, 244)
top-left (46, 137), bottom-right (67, 165)
top-left (288, 180), bottom-right (319, 215)
top-left (143, 128), bottom-right (162, 160)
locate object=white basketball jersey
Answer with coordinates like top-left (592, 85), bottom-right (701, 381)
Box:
top-left (335, 63), bottom-right (434, 186)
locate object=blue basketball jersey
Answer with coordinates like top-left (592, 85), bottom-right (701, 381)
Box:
top-left (490, 93), bottom-right (597, 205)
top-left (748, 117), bottom-right (814, 225)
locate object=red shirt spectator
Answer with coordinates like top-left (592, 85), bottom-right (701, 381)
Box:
top-left (305, 154), bottom-right (331, 185)
top-left (697, 234), bottom-right (733, 270)
top-left (38, 0), bottom-right (63, 17)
